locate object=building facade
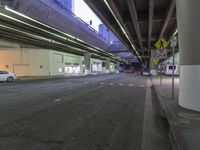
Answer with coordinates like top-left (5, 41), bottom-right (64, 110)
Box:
top-left (0, 46), bottom-right (117, 76)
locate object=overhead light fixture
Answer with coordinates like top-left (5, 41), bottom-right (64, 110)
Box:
top-left (172, 28), bottom-right (178, 37)
top-left (169, 28), bottom-right (178, 41)
top-left (4, 5), bottom-right (113, 56)
top-left (0, 10), bottom-right (67, 40)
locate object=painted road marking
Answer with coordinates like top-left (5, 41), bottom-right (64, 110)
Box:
top-left (100, 83), bottom-right (105, 85)
top-left (84, 82), bottom-right (88, 84)
top-left (140, 85), bottom-right (145, 87)
top-left (119, 83), bottom-right (124, 86)
top-left (110, 83), bottom-right (114, 85)
top-left (129, 84), bottom-right (134, 87)
top-left (54, 98), bottom-right (61, 102)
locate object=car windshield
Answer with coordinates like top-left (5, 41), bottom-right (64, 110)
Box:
top-left (169, 66), bottom-right (176, 70)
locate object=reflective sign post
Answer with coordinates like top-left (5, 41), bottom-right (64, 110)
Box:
top-left (170, 36), bottom-right (177, 99)
top-left (154, 39), bottom-right (169, 85)
top-left (160, 58), bottom-right (163, 85)
top-left (172, 47), bottom-right (175, 99)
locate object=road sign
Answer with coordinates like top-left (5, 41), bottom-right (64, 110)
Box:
top-left (153, 57), bottom-right (159, 64)
top-left (170, 36), bottom-right (177, 99)
top-left (154, 38), bottom-right (169, 49)
top-left (157, 49), bottom-right (167, 59)
top-left (170, 36), bottom-right (177, 48)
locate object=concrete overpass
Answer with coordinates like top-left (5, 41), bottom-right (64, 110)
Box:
top-left (0, 1), bottom-right (200, 150)
top-left (1, 0), bottom-right (137, 62)
top-left (84, 0), bottom-right (177, 64)
top-left (83, 0), bottom-right (200, 113)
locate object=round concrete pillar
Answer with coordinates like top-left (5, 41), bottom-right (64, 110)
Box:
top-left (177, 0), bottom-right (200, 111)
top-left (84, 52), bottom-right (91, 74)
top-left (105, 59), bottom-right (110, 73)
top-left (116, 62), bottom-right (120, 73)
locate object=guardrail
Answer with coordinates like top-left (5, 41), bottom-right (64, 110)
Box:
top-left (54, 0), bottom-right (106, 41)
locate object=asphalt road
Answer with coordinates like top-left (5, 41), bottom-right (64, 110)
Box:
top-left (0, 73), bottom-right (172, 150)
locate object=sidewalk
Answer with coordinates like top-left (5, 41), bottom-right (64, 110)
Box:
top-left (151, 76), bottom-right (200, 150)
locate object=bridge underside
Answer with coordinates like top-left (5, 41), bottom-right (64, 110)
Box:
top-left (84, 0), bottom-right (177, 63)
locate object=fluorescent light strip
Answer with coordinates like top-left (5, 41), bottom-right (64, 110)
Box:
top-left (4, 6), bottom-right (122, 62)
top-left (103, 0), bottom-right (126, 35)
top-left (172, 28), bottom-right (178, 38)
top-left (103, 0), bottom-right (141, 62)
top-left (1, 24), bottom-right (86, 53)
top-left (0, 12), bottom-right (103, 54)
top-left (52, 40), bottom-right (86, 52)
top-left (5, 6), bottom-right (76, 39)
top-left (0, 24), bottom-right (52, 42)
top-left (75, 38), bottom-right (85, 42)
top-left (4, 6), bottom-right (108, 54)
top-left (0, 12), bottom-right (67, 40)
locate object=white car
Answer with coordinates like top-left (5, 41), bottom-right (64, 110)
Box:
top-left (0, 71), bottom-right (16, 82)
top-left (164, 64), bottom-right (179, 76)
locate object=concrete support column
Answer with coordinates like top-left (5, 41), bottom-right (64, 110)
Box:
top-left (177, 0), bottom-right (200, 111)
top-left (80, 59), bottom-right (84, 74)
top-left (84, 52), bottom-right (91, 74)
top-left (150, 50), bottom-right (158, 76)
top-left (116, 62), bottom-right (120, 73)
top-left (105, 58), bottom-right (110, 73)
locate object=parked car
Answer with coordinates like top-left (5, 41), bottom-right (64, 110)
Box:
top-left (164, 64), bottom-right (179, 75)
top-left (0, 71), bottom-right (16, 82)
top-left (125, 67), bottom-right (134, 73)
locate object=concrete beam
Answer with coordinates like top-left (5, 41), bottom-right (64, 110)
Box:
top-left (84, 0), bottom-right (133, 54)
top-left (159, 0), bottom-right (176, 39)
top-left (108, 50), bottom-right (130, 53)
top-left (127, 0), bottom-right (144, 52)
top-left (105, 0), bottom-right (139, 56)
top-left (148, 0), bottom-right (154, 49)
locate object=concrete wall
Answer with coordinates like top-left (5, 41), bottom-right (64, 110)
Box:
top-left (91, 58), bottom-right (103, 73)
top-left (164, 52), bottom-right (180, 64)
top-left (110, 62), bottom-right (117, 72)
top-left (49, 50), bottom-right (83, 76)
top-left (26, 49), bottom-right (50, 76)
top-left (0, 48), bottom-right (50, 76)
top-left (0, 47), bottom-right (113, 76)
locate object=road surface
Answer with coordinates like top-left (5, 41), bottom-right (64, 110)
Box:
top-left (0, 73), bottom-right (171, 150)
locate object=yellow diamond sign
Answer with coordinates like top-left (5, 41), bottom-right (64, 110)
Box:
top-left (153, 57), bottom-right (159, 65)
top-left (154, 38), bottom-right (169, 49)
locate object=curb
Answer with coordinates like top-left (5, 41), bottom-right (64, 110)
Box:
top-left (151, 81), bottom-right (188, 150)
top-left (15, 73), bottom-right (117, 82)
